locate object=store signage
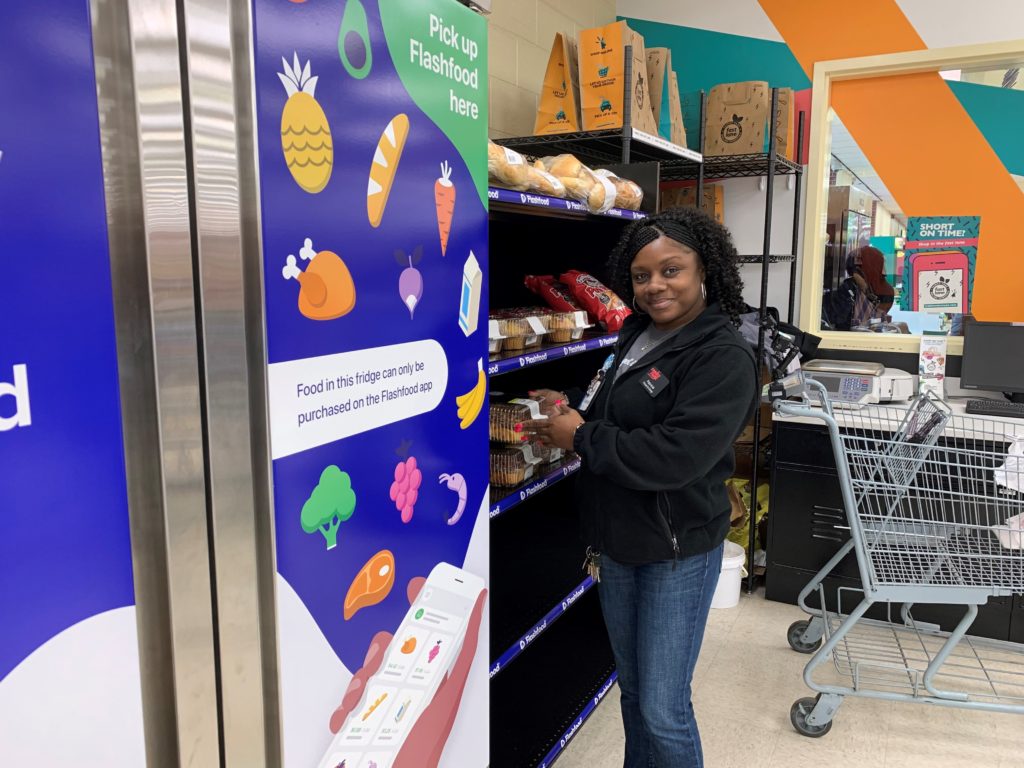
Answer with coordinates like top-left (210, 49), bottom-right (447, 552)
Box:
top-left (0, 364), bottom-right (31, 431)
top-left (250, 1), bottom-right (488, 765)
top-left (0, 1), bottom-right (143, 764)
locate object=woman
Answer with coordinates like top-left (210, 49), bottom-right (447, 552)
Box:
top-left (524, 208), bottom-right (757, 767)
top-left (823, 245), bottom-right (895, 330)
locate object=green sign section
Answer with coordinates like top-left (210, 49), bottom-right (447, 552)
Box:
top-left (382, 0), bottom-right (488, 206)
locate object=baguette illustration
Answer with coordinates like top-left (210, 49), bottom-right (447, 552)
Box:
top-left (344, 549), bottom-right (396, 620)
top-left (367, 114), bottom-right (409, 227)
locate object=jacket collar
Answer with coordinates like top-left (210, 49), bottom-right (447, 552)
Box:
top-left (618, 302), bottom-right (732, 352)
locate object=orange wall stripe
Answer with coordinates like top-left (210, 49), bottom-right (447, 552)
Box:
top-left (760, 0), bottom-right (1024, 321)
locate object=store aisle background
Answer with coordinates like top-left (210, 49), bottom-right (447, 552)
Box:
top-left (558, 593), bottom-right (1024, 767)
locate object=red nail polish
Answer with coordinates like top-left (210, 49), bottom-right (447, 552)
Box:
top-left (513, 423), bottom-right (523, 432)
top-left (520, 435), bottom-right (527, 442)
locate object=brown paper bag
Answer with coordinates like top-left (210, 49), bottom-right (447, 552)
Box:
top-left (534, 32), bottom-right (582, 135)
top-left (645, 48), bottom-right (670, 125)
top-left (668, 71), bottom-right (687, 147)
top-left (578, 20), bottom-right (658, 134)
top-left (774, 87), bottom-right (795, 160)
top-left (704, 81), bottom-right (770, 156)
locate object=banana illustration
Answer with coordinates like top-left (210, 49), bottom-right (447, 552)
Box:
top-left (456, 358), bottom-right (486, 430)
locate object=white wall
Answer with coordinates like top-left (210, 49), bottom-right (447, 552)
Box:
top-left (720, 175), bottom-right (804, 322)
top-left (488, 0), bottom-right (617, 138)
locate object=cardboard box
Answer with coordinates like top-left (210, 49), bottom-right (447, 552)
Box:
top-left (534, 32), bottom-right (582, 135)
top-left (578, 20), bottom-right (658, 134)
top-left (661, 183), bottom-right (724, 223)
top-left (705, 80), bottom-right (770, 156)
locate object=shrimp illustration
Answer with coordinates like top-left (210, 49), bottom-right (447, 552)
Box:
top-left (439, 472), bottom-right (467, 525)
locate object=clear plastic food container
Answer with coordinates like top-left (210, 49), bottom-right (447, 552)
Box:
top-left (490, 444), bottom-right (543, 487)
top-left (489, 398), bottom-right (544, 444)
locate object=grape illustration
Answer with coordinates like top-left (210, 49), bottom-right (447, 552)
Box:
top-left (389, 453), bottom-right (422, 524)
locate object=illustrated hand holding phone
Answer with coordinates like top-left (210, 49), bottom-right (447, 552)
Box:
top-left (911, 251), bottom-right (969, 314)
top-left (320, 564), bottom-right (487, 768)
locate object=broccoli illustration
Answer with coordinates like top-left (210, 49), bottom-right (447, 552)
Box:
top-left (301, 465), bottom-right (356, 550)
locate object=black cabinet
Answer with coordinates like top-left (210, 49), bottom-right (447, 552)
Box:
top-left (766, 420), bottom-right (1016, 641)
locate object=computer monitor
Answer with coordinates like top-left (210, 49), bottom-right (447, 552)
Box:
top-left (960, 320), bottom-right (1024, 403)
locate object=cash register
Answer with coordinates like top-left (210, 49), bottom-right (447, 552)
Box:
top-left (960, 320), bottom-right (1024, 419)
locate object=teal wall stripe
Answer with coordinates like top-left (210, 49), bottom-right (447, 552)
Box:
top-left (620, 17), bottom-right (811, 93)
top-left (947, 80), bottom-right (1024, 177)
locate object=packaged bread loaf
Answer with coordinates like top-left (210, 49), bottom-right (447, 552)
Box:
top-left (560, 270), bottom-right (632, 331)
top-left (488, 141), bottom-right (530, 190)
top-left (525, 165), bottom-right (567, 197)
top-left (534, 153), bottom-right (617, 214)
top-left (594, 169), bottom-right (643, 211)
top-left (525, 274), bottom-right (583, 313)
top-left (541, 309), bottom-right (591, 343)
top-left (490, 309), bottom-right (548, 350)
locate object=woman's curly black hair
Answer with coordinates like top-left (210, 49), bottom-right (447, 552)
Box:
top-left (606, 206), bottom-right (746, 326)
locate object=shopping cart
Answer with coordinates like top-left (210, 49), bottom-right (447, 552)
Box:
top-left (772, 378), bottom-right (1024, 737)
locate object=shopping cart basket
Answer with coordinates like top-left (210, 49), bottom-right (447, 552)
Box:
top-left (773, 378), bottom-right (1024, 737)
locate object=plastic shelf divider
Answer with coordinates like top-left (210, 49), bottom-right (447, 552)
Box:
top-left (490, 576), bottom-right (596, 678)
top-left (535, 671), bottom-right (619, 768)
top-left (488, 186), bottom-right (646, 220)
top-left (489, 334), bottom-right (619, 377)
top-left (489, 455), bottom-right (582, 519)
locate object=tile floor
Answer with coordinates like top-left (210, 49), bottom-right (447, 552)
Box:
top-left (557, 592), bottom-right (1024, 767)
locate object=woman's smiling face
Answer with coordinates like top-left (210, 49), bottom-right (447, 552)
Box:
top-left (630, 235), bottom-right (706, 330)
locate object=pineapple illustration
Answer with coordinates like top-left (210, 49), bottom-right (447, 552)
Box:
top-left (278, 53), bottom-right (333, 193)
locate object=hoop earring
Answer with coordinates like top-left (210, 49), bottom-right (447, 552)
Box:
top-left (701, 282), bottom-right (707, 301)
top-left (631, 295), bottom-right (646, 314)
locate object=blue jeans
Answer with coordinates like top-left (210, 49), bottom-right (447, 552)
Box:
top-left (597, 545), bottom-right (723, 768)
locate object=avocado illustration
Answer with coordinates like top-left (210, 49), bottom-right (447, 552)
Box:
top-left (556, 109), bottom-right (566, 121)
top-left (338, 0), bottom-right (373, 80)
top-left (635, 74), bottom-right (645, 108)
top-left (598, 36), bottom-right (607, 50)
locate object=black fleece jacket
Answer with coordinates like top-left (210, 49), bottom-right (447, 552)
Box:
top-left (571, 303), bottom-right (757, 565)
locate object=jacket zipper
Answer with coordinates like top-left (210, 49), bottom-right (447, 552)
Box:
top-left (657, 491), bottom-right (680, 568)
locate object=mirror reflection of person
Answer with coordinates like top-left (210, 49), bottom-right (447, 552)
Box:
top-left (822, 246), bottom-right (895, 330)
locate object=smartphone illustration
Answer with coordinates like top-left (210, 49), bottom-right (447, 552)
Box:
top-left (319, 562), bottom-right (484, 768)
top-left (910, 250), bottom-right (968, 314)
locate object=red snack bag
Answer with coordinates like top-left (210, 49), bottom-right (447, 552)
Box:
top-left (524, 274), bottom-right (582, 313)
top-left (559, 270), bottom-right (632, 331)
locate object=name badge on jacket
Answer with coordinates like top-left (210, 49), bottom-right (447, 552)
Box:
top-left (640, 366), bottom-right (668, 397)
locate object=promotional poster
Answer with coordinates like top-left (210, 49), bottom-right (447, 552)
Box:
top-left (249, 1), bottom-right (489, 765)
top-left (899, 215), bottom-right (981, 315)
top-left (0, 2), bottom-right (145, 764)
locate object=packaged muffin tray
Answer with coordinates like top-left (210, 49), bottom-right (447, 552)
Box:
top-left (490, 398), bottom-right (544, 444)
top-left (491, 444), bottom-right (543, 487)
top-left (488, 307), bottom-right (592, 353)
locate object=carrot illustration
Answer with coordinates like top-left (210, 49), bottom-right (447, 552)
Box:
top-left (435, 161), bottom-right (456, 256)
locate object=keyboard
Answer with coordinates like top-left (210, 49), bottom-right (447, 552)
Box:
top-left (965, 399), bottom-right (1024, 419)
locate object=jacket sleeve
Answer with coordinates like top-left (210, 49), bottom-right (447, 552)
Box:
top-left (573, 344), bottom-right (756, 491)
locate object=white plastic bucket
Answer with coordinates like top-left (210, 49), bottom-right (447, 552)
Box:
top-left (711, 541), bottom-right (747, 609)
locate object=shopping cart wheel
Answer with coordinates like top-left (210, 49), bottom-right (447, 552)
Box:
top-left (790, 697), bottom-right (833, 738)
top-left (787, 620), bottom-right (822, 654)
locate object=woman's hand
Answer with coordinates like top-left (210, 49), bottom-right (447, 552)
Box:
top-left (528, 388), bottom-right (568, 416)
top-left (522, 404), bottom-right (585, 451)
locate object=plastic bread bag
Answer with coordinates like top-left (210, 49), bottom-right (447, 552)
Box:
top-left (560, 270), bottom-right (632, 331)
top-left (524, 274), bottom-right (583, 313)
top-left (593, 168), bottom-right (643, 211)
top-left (488, 141), bottom-right (530, 190)
top-left (534, 154), bottom-right (616, 214)
top-left (524, 165), bottom-right (567, 198)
